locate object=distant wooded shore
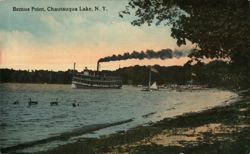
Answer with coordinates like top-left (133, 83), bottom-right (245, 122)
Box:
top-left (0, 60), bottom-right (249, 90)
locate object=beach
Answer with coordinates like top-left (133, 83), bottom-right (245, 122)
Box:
top-left (1, 84), bottom-right (249, 154)
top-left (38, 92), bottom-right (249, 154)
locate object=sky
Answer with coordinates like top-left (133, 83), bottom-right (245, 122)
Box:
top-left (0, 0), bottom-right (193, 71)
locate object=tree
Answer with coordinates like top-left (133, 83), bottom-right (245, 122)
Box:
top-left (122, 0), bottom-right (250, 88)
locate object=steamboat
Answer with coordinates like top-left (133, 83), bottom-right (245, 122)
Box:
top-left (71, 62), bottom-right (122, 89)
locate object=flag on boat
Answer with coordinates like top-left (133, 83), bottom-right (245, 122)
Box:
top-left (150, 67), bottom-right (158, 73)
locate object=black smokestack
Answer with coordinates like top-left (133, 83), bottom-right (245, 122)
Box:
top-left (98, 48), bottom-right (192, 63)
top-left (97, 62), bottom-right (100, 72)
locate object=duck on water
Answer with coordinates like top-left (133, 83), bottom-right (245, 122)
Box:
top-left (28, 98), bottom-right (38, 105)
top-left (50, 98), bottom-right (59, 106)
top-left (72, 100), bottom-right (79, 107)
top-left (13, 100), bottom-right (19, 105)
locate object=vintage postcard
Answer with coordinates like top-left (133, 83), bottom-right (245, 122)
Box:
top-left (0, 0), bottom-right (249, 153)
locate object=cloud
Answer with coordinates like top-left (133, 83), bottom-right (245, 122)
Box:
top-left (35, 14), bottom-right (176, 52)
top-left (57, 19), bottom-right (175, 50)
top-left (40, 15), bottom-right (64, 32)
top-left (0, 0), bottom-right (186, 70)
top-left (0, 30), bottom-right (35, 52)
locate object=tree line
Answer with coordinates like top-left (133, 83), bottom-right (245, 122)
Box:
top-left (0, 60), bottom-right (247, 89)
top-left (0, 69), bottom-right (73, 84)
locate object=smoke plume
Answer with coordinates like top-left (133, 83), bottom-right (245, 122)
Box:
top-left (98, 48), bottom-right (191, 63)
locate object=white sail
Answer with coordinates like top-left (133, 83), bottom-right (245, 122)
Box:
top-left (141, 66), bottom-right (159, 91)
top-left (150, 82), bottom-right (158, 90)
top-left (71, 83), bottom-right (76, 89)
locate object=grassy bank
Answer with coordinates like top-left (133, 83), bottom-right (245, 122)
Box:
top-left (38, 93), bottom-right (250, 154)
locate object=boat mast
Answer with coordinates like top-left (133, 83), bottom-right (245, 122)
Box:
top-left (50, 70), bottom-right (52, 83)
top-left (73, 62), bottom-right (76, 75)
top-left (148, 66), bottom-right (151, 88)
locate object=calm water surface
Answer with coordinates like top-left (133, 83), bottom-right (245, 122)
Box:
top-left (0, 83), bottom-right (238, 151)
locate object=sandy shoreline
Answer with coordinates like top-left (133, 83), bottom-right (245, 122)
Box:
top-left (33, 92), bottom-right (250, 154)
top-left (0, 119), bottom-right (134, 153)
top-left (1, 90), bottom-right (249, 154)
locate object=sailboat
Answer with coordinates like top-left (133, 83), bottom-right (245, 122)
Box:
top-left (150, 82), bottom-right (158, 90)
top-left (141, 66), bottom-right (159, 91)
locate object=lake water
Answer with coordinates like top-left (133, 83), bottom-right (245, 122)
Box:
top-left (0, 83), bottom-right (238, 152)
